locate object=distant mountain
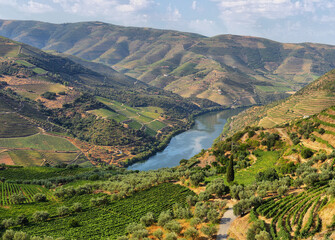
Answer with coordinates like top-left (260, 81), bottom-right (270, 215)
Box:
top-left (1, 20), bottom-right (335, 107)
top-left (224, 68), bottom-right (335, 135)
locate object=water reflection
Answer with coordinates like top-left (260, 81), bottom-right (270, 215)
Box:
top-left (128, 108), bottom-right (246, 171)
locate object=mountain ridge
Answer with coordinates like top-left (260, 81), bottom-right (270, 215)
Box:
top-left (2, 19), bottom-right (335, 107)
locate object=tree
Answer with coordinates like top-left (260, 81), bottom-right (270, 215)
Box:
top-left (201, 225), bottom-right (217, 238)
top-left (10, 193), bottom-right (26, 204)
top-left (255, 230), bottom-right (271, 240)
top-left (32, 211), bottom-right (49, 222)
top-left (301, 148), bottom-right (313, 159)
top-left (2, 230), bottom-right (15, 240)
top-left (164, 220), bottom-right (182, 234)
top-left (184, 227), bottom-right (199, 240)
top-left (57, 206), bottom-right (70, 216)
top-left (33, 193), bottom-right (47, 202)
top-left (140, 212), bottom-right (155, 226)
top-left (153, 229), bottom-right (163, 240)
top-left (207, 209), bottom-right (220, 223)
top-left (71, 202), bottom-right (83, 212)
top-left (158, 211), bottom-right (172, 227)
top-left (164, 232), bottom-right (177, 240)
top-left (226, 157), bottom-right (234, 183)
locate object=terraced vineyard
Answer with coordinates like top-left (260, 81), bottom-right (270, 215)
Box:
top-left (256, 185), bottom-right (328, 239)
top-left (92, 97), bottom-right (167, 135)
top-left (0, 183), bottom-right (54, 205)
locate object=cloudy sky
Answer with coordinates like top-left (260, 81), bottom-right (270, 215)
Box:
top-left (0, 0), bottom-right (335, 44)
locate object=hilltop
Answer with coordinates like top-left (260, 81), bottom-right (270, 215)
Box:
top-left (1, 20), bottom-right (335, 107)
top-left (0, 36), bottom-right (216, 167)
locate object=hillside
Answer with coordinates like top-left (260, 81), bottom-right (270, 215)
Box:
top-left (224, 69), bottom-right (335, 135)
top-left (1, 20), bottom-right (335, 107)
top-left (0, 36), bottom-right (213, 167)
top-left (1, 105), bottom-right (335, 239)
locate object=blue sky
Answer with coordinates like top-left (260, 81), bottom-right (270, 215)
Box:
top-left (0, 0), bottom-right (335, 45)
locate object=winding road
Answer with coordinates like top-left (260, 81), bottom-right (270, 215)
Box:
top-left (216, 208), bottom-right (237, 240)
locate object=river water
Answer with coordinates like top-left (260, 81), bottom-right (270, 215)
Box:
top-left (127, 108), bottom-right (246, 171)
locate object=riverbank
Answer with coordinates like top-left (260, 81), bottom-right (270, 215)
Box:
top-left (122, 106), bottom-right (228, 168)
top-left (127, 108), bottom-right (247, 171)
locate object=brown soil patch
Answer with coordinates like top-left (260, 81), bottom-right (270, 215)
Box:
top-left (301, 138), bottom-right (332, 154)
top-left (0, 151), bottom-right (14, 165)
top-left (228, 213), bottom-right (250, 240)
top-left (319, 199), bottom-right (335, 231)
top-left (197, 151), bottom-right (216, 168)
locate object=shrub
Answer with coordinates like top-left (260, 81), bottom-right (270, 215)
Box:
top-left (57, 206), bottom-right (70, 216)
top-left (41, 91), bottom-right (56, 100)
top-left (16, 215), bottom-right (28, 226)
top-left (201, 225), bottom-right (216, 238)
top-left (301, 148), bottom-right (313, 159)
top-left (2, 230), bottom-right (15, 240)
top-left (158, 211), bottom-right (172, 227)
top-left (140, 212), bottom-right (155, 226)
top-left (164, 220), bottom-right (182, 234)
top-left (2, 218), bottom-right (15, 229)
top-left (10, 193), bottom-right (26, 204)
top-left (184, 227), bottom-right (199, 240)
top-left (33, 193), bottom-right (47, 202)
top-left (13, 231), bottom-right (29, 240)
top-left (153, 229), bottom-right (163, 240)
top-left (207, 209), bottom-right (219, 223)
top-left (69, 219), bottom-right (80, 228)
top-left (164, 232), bottom-right (177, 240)
top-left (32, 211), bottom-right (49, 222)
top-left (71, 202), bottom-right (83, 212)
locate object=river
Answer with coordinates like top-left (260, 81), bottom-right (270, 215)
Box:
top-left (127, 108), bottom-right (246, 171)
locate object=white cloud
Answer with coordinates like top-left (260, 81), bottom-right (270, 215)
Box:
top-left (52, 0), bottom-right (153, 24)
top-left (0, 0), bottom-right (53, 14)
top-left (211, 0), bottom-right (335, 34)
top-left (166, 5), bottom-right (181, 22)
top-left (19, 1), bottom-right (54, 14)
top-left (192, 1), bottom-right (197, 10)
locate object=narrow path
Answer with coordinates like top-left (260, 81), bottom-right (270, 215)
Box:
top-left (216, 208), bottom-right (237, 240)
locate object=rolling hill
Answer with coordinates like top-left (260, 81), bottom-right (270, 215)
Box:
top-left (1, 20), bottom-right (335, 107)
top-left (0, 36), bottom-right (214, 167)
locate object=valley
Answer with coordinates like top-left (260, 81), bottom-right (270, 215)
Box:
top-left (0, 18), bottom-right (335, 240)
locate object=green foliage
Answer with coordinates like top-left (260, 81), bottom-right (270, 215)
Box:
top-left (255, 168), bottom-right (279, 182)
top-left (226, 157), bottom-right (234, 183)
top-left (301, 148), bottom-right (314, 159)
top-left (41, 92), bottom-right (57, 100)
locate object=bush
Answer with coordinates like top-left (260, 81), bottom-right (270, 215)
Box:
top-left (16, 215), bottom-right (28, 226)
top-left (10, 193), bottom-right (26, 204)
top-left (164, 232), bottom-right (177, 240)
top-left (41, 91), bottom-right (57, 100)
top-left (69, 219), bottom-right (80, 228)
top-left (57, 206), bottom-right (70, 216)
top-left (201, 225), bottom-right (217, 238)
top-left (158, 211), bottom-right (172, 227)
top-left (207, 209), bottom-right (219, 223)
top-left (301, 148), bottom-right (313, 159)
top-left (32, 211), bottom-right (49, 222)
top-left (2, 218), bottom-right (15, 229)
top-left (140, 212), bottom-right (155, 227)
top-left (184, 227), bottom-right (199, 240)
top-left (33, 193), bottom-right (47, 202)
top-left (153, 229), bottom-right (163, 240)
top-left (190, 217), bottom-right (201, 227)
top-left (13, 231), bottom-right (29, 240)
top-left (164, 220), bottom-right (182, 234)
top-left (71, 202), bottom-right (83, 212)
top-left (2, 230), bottom-right (15, 240)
